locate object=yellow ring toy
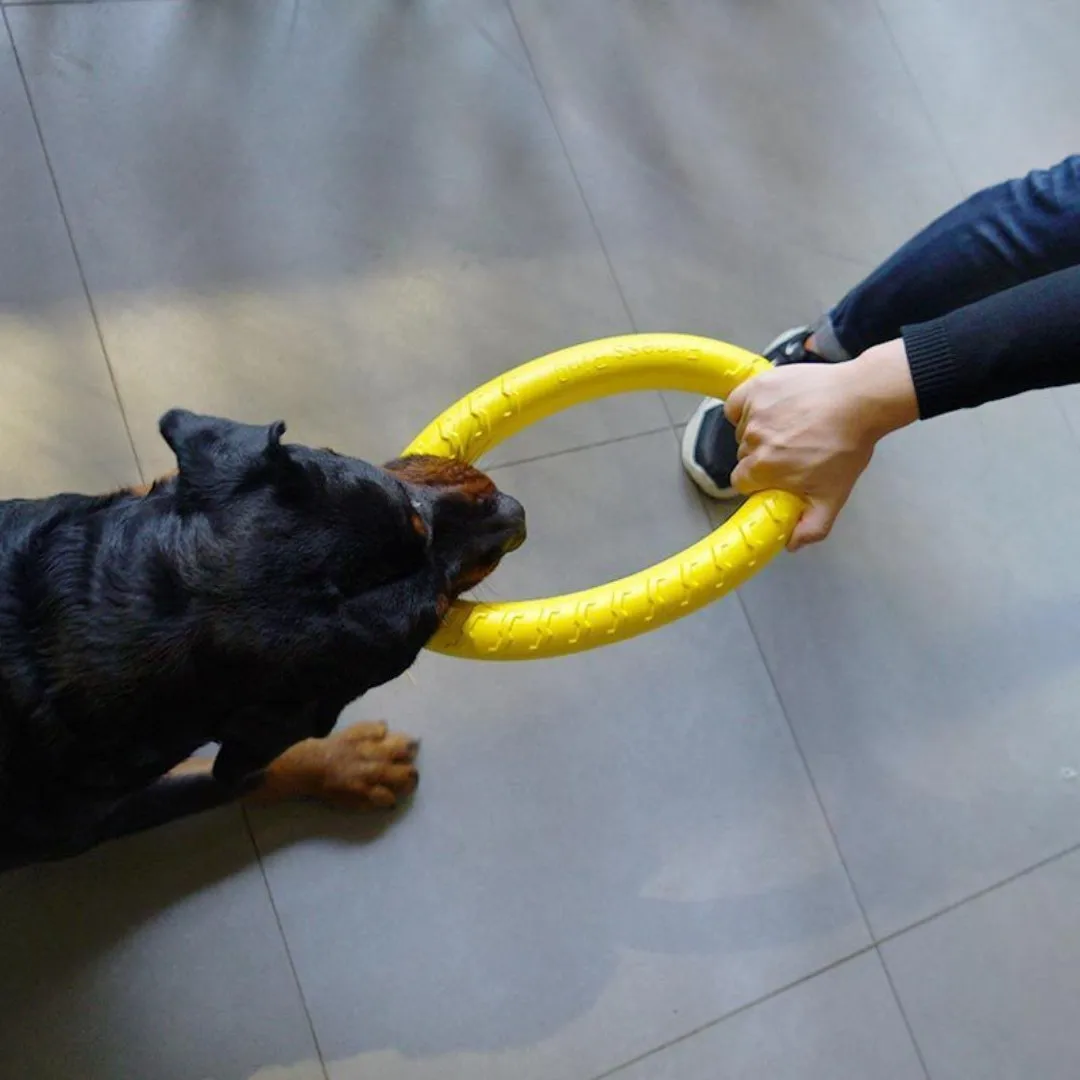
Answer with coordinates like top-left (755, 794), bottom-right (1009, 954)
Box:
top-left (403, 333), bottom-right (804, 661)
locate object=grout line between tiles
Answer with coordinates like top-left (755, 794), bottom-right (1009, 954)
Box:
top-left (876, 835), bottom-right (1080, 949)
top-left (1049, 389), bottom-right (1080, 456)
top-left (241, 806), bottom-right (333, 1080)
top-left (675, 477), bottom-right (1080, 1076)
top-left (687, 473), bottom-right (932, 1077)
top-left (740, 624), bottom-right (931, 1078)
top-left (3, 0), bottom-right (182, 7)
top-left (486, 424), bottom-right (672, 472)
top-left (872, 948), bottom-right (934, 1080)
top-left (871, 0), bottom-right (969, 205)
top-left (2, 6), bottom-right (146, 484)
top-left (500, 0), bottom-right (678, 432)
top-left (588, 943), bottom-right (879, 1080)
top-left (732, 569), bottom-right (938, 1075)
top-left (673, 441), bottom-right (1080, 954)
top-left (696, 494), bottom-right (876, 935)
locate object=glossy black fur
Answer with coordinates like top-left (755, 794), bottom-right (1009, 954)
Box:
top-left (0, 410), bottom-right (525, 871)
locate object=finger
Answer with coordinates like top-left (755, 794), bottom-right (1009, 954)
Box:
top-left (730, 457), bottom-right (765, 496)
top-left (734, 404), bottom-right (752, 446)
top-left (724, 383), bottom-right (747, 426)
top-left (788, 500), bottom-right (838, 551)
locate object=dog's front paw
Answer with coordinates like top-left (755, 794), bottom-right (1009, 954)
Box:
top-left (259, 721), bottom-right (419, 810)
top-left (318, 721), bottom-right (420, 810)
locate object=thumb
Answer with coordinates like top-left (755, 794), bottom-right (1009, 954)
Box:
top-left (788, 499), bottom-right (839, 552)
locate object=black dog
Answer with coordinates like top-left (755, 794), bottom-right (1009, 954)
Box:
top-left (0, 410), bottom-right (525, 872)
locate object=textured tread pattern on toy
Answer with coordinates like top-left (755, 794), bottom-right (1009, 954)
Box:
top-left (426, 490), bottom-right (800, 660)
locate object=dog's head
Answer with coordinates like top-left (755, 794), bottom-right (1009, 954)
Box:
top-left (158, 409), bottom-right (525, 618)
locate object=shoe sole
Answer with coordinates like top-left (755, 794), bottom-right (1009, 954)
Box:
top-left (761, 325), bottom-right (811, 361)
top-left (679, 326), bottom-right (808, 501)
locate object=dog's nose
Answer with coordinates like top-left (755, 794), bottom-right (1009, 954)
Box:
top-left (496, 493), bottom-right (527, 553)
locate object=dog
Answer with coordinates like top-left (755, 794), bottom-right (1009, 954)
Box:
top-left (0, 409), bottom-right (525, 872)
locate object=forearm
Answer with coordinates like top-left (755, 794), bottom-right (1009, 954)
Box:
top-left (844, 339), bottom-right (920, 438)
top-left (720, 263), bottom-right (1080, 551)
top-left (901, 263), bottom-right (1080, 418)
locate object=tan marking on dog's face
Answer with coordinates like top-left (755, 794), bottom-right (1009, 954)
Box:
top-left (383, 454), bottom-right (518, 604)
top-left (382, 455), bottom-right (496, 500)
top-left (125, 469), bottom-right (178, 497)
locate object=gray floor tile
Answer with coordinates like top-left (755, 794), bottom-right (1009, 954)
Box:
top-left (609, 952), bottom-right (924, 1080)
top-left (0, 25), bottom-right (135, 494)
top-left (878, 0), bottom-right (1080, 192)
top-left (511, 0), bottom-right (962, 271)
top-left (245, 432), bottom-right (868, 1080)
top-left (0, 808), bottom-right (324, 1080)
top-left (881, 847), bottom-right (1080, 1080)
top-left (721, 388), bottom-right (1080, 935)
top-left (546, 174), bottom-right (873, 425)
top-left (7, 1), bottom-right (666, 476)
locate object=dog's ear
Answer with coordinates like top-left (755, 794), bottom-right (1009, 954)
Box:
top-left (159, 409), bottom-right (308, 505)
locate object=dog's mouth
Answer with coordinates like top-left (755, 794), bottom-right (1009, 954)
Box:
top-left (449, 566), bottom-right (497, 597)
top-left (437, 489), bottom-right (527, 598)
top-left (449, 516), bottom-right (526, 597)
top-left (448, 548), bottom-right (517, 598)
top-left (382, 453), bottom-right (526, 599)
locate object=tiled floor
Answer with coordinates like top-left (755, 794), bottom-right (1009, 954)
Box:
top-left (0, 1), bottom-right (1077, 1077)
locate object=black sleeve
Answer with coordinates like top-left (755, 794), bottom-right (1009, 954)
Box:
top-left (901, 263), bottom-right (1080, 419)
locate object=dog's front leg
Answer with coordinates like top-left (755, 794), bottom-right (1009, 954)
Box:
top-left (94, 720), bottom-right (420, 847)
top-left (216, 703), bottom-right (420, 810)
top-left (91, 758), bottom-right (257, 845)
top-left (252, 721), bottom-right (420, 810)
top-left (91, 708), bottom-right (308, 844)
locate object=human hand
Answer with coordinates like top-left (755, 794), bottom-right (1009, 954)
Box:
top-left (724, 339), bottom-right (918, 550)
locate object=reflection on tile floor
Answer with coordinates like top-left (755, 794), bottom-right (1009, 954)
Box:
top-left (0, 1), bottom-right (1078, 1078)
